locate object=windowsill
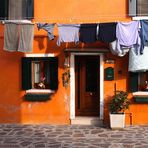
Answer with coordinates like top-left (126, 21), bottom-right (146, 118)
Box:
top-left (133, 91), bottom-right (148, 103)
top-left (133, 91), bottom-right (148, 97)
top-left (1, 20), bottom-right (32, 24)
top-left (25, 53), bottom-right (55, 57)
top-left (25, 89), bottom-right (55, 102)
top-left (132, 16), bottom-right (148, 20)
top-left (26, 89), bottom-right (55, 94)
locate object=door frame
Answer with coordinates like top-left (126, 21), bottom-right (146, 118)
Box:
top-left (70, 52), bottom-right (104, 120)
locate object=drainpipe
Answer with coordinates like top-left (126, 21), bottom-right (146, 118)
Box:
top-left (114, 82), bottom-right (116, 95)
top-left (125, 112), bottom-right (133, 126)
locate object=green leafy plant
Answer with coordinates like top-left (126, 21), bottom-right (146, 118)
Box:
top-left (109, 90), bottom-right (130, 114)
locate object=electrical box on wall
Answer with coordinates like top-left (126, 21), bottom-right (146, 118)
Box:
top-left (104, 67), bottom-right (114, 80)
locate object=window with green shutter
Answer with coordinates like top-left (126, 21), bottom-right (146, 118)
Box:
top-left (22, 57), bottom-right (58, 91)
top-left (0, 0), bottom-right (34, 20)
top-left (129, 0), bottom-right (148, 16)
top-left (129, 72), bottom-right (148, 92)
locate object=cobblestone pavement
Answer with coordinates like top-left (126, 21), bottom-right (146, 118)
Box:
top-left (0, 124), bottom-right (147, 148)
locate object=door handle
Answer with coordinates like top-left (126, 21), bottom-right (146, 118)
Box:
top-left (89, 92), bottom-right (96, 96)
top-left (90, 92), bottom-right (93, 96)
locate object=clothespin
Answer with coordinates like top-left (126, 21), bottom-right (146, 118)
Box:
top-left (69, 18), bottom-right (72, 23)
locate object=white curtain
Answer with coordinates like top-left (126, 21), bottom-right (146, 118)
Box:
top-left (129, 47), bottom-right (148, 72)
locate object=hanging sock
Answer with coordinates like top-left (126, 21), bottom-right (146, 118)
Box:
top-left (57, 24), bottom-right (80, 46)
top-left (79, 24), bottom-right (97, 43)
top-left (37, 23), bottom-right (55, 40)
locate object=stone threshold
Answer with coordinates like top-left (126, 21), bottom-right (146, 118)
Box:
top-left (71, 116), bottom-right (103, 126)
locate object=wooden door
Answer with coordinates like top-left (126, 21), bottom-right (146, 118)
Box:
top-left (75, 56), bottom-right (100, 116)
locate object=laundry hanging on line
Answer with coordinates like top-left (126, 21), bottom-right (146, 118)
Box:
top-left (109, 40), bottom-right (129, 57)
top-left (116, 21), bottom-right (141, 55)
top-left (128, 46), bottom-right (148, 72)
top-left (37, 23), bottom-right (55, 40)
top-left (4, 22), bottom-right (34, 53)
top-left (140, 20), bottom-right (148, 54)
top-left (3, 20), bottom-right (148, 55)
top-left (57, 24), bottom-right (80, 46)
top-left (79, 24), bottom-right (98, 43)
top-left (97, 22), bottom-right (117, 43)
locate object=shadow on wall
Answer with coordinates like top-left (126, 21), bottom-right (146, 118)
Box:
top-left (0, 41), bottom-right (24, 123)
top-left (34, 36), bottom-right (45, 50)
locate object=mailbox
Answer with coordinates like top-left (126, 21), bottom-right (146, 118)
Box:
top-left (105, 67), bottom-right (114, 80)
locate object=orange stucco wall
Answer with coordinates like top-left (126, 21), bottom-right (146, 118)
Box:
top-left (0, 0), bottom-right (147, 125)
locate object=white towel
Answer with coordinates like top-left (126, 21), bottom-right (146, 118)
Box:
top-left (4, 22), bottom-right (34, 53)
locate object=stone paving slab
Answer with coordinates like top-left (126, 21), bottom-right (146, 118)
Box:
top-left (0, 124), bottom-right (147, 147)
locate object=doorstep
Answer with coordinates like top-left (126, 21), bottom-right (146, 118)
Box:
top-left (71, 116), bottom-right (103, 126)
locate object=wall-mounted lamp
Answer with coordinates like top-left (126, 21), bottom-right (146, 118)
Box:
top-left (64, 52), bottom-right (70, 68)
top-left (105, 59), bottom-right (115, 64)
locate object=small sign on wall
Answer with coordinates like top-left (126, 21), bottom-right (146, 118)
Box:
top-left (104, 67), bottom-right (114, 80)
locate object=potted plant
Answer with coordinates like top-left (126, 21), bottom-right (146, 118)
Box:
top-left (109, 90), bottom-right (130, 129)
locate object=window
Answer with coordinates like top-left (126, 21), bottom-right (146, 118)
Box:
top-left (129, 71), bottom-right (148, 92)
top-left (0, 0), bottom-right (34, 20)
top-left (32, 61), bottom-right (51, 89)
top-left (85, 59), bottom-right (98, 92)
top-left (129, 0), bottom-right (148, 16)
top-left (22, 57), bottom-right (58, 90)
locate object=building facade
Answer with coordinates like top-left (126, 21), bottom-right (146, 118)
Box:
top-left (0, 0), bottom-right (148, 125)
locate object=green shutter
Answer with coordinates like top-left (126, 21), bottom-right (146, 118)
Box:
top-left (129, 72), bottom-right (138, 92)
top-left (128, 0), bottom-right (137, 16)
top-left (49, 57), bottom-right (58, 90)
top-left (22, 57), bottom-right (32, 90)
top-left (137, 0), bottom-right (148, 16)
top-left (0, 0), bottom-right (8, 19)
top-left (26, 0), bottom-right (34, 19)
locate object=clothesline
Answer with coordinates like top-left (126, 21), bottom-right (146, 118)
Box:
top-left (0, 21), bottom-right (133, 25)
top-left (0, 14), bottom-right (132, 20)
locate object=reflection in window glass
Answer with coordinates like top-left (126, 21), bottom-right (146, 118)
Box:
top-left (32, 61), bottom-right (50, 89)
